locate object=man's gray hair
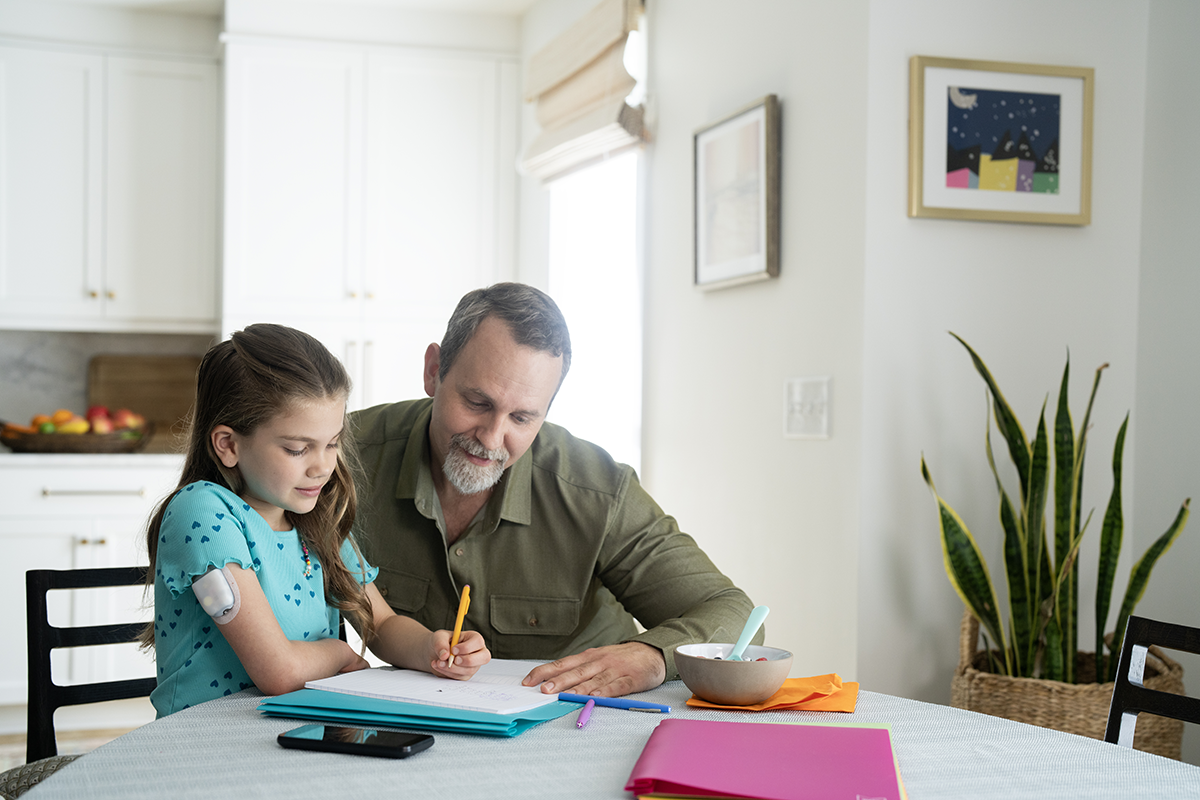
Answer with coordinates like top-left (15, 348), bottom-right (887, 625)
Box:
top-left (438, 282), bottom-right (572, 384)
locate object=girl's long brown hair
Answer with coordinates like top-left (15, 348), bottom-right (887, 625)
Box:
top-left (140, 324), bottom-right (375, 649)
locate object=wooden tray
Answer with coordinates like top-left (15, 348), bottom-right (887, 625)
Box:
top-left (0, 423), bottom-right (153, 454)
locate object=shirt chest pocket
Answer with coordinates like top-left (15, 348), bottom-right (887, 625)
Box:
top-left (375, 567), bottom-right (429, 614)
top-left (490, 595), bottom-right (580, 636)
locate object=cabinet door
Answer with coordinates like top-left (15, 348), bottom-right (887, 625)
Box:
top-left (360, 318), bottom-right (442, 411)
top-left (364, 52), bottom-right (506, 324)
top-left (0, 47), bottom-right (104, 321)
top-left (105, 57), bottom-right (219, 328)
top-left (69, 526), bottom-right (154, 687)
top-left (0, 520), bottom-right (80, 705)
top-left (223, 42), bottom-right (364, 321)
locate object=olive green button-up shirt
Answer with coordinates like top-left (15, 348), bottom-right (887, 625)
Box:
top-left (349, 399), bottom-right (760, 680)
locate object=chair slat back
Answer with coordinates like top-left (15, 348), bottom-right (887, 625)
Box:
top-left (26, 567), bottom-right (156, 763)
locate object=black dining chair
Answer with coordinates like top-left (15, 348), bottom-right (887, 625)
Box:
top-left (1104, 615), bottom-right (1200, 748)
top-left (0, 567), bottom-right (156, 800)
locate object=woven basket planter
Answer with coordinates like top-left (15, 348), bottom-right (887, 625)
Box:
top-left (951, 610), bottom-right (1185, 759)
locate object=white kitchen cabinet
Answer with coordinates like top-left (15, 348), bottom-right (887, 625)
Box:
top-left (221, 38), bottom-right (518, 410)
top-left (0, 455), bottom-right (182, 705)
top-left (0, 47), bottom-right (104, 322)
top-left (104, 57), bottom-right (219, 329)
top-left (0, 45), bottom-right (219, 334)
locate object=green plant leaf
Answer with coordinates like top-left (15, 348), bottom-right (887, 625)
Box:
top-left (1108, 498), bottom-right (1191, 681)
top-left (1024, 403), bottom-right (1052, 664)
top-left (988, 421), bottom-right (1030, 676)
top-left (1052, 355), bottom-right (1077, 680)
top-left (1094, 414), bottom-right (1127, 682)
top-left (922, 455), bottom-right (1011, 675)
top-left (951, 333), bottom-right (1032, 503)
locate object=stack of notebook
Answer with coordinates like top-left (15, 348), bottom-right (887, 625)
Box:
top-left (624, 718), bottom-right (906, 800)
top-left (257, 660), bottom-right (576, 737)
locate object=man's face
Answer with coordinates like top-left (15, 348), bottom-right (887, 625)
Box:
top-left (425, 316), bottom-right (563, 496)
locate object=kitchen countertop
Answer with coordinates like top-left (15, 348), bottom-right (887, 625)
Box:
top-left (0, 452), bottom-right (185, 467)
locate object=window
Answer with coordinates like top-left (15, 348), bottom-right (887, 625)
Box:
top-left (546, 150), bottom-right (641, 473)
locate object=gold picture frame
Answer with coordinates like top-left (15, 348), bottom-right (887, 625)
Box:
top-left (908, 56), bottom-right (1094, 226)
top-left (694, 95), bottom-right (781, 290)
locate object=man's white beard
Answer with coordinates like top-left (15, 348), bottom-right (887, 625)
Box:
top-left (443, 433), bottom-right (509, 495)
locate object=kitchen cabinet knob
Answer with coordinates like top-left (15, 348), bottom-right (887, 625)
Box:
top-left (348, 291), bottom-right (358, 299)
top-left (89, 290), bottom-right (99, 299)
top-left (106, 290), bottom-right (116, 300)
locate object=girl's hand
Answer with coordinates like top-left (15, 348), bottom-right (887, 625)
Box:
top-left (431, 629), bottom-right (490, 679)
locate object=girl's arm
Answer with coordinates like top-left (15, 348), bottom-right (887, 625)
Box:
top-left (217, 564), bottom-right (369, 695)
top-left (361, 582), bottom-right (490, 678)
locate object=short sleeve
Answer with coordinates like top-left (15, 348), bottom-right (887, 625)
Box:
top-left (156, 482), bottom-right (257, 597)
top-left (340, 536), bottom-right (378, 585)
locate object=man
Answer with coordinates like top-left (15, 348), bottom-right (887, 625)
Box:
top-left (351, 282), bottom-right (761, 697)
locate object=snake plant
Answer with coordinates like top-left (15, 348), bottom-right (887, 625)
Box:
top-left (921, 333), bottom-right (1190, 682)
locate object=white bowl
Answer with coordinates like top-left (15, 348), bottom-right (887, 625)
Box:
top-left (675, 643), bottom-right (794, 705)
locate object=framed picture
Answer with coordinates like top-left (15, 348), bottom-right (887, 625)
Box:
top-left (694, 94), bottom-right (780, 290)
top-left (908, 56), bottom-right (1093, 226)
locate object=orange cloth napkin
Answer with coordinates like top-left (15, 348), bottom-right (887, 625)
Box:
top-left (685, 673), bottom-right (859, 712)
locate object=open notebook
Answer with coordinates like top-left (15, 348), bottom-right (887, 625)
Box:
top-left (303, 659), bottom-right (559, 715)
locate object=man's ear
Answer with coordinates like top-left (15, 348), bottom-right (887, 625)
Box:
top-left (211, 426), bottom-right (239, 468)
top-left (423, 343), bottom-right (441, 398)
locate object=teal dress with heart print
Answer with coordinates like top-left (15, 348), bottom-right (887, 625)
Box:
top-left (150, 481), bottom-right (378, 717)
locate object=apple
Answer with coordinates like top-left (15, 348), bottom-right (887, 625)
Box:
top-left (86, 405), bottom-right (110, 420)
top-left (90, 416), bottom-right (114, 434)
top-left (112, 409), bottom-right (145, 430)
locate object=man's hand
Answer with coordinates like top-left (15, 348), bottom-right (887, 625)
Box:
top-left (520, 642), bottom-right (666, 697)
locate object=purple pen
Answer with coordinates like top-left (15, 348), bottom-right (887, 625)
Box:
top-left (576, 698), bottom-right (596, 729)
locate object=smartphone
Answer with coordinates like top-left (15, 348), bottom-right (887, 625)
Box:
top-left (277, 724), bottom-right (434, 759)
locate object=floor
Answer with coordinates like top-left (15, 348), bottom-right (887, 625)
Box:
top-left (0, 729), bottom-right (130, 771)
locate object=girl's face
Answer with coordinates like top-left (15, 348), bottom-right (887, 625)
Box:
top-left (213, 397), bottom-right (346, 531)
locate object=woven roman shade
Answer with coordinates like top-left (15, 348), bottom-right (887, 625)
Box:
top-left (521, 0), bottom-right (644, 182)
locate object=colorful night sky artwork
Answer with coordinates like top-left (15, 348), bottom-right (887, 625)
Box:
top-left (945, 86), bottom-right (1061, 194)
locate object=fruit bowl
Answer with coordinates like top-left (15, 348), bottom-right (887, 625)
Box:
top-left (0, 423), bottom-right (153, 454)
top-left (675, 643), bottom-right (794, 706)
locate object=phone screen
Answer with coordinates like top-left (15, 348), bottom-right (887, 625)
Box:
top-left (277, 724), bottom-right (434, 759)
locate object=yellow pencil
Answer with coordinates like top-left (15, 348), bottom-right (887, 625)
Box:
top-left (448, 585), bottom-right (470, 666)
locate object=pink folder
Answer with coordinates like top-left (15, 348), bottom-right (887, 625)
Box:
top-left (624, 719), bottom-right (903, 800)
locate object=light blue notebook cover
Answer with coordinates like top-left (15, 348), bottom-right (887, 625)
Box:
top-left (257, 688), bottom-right (576, 736)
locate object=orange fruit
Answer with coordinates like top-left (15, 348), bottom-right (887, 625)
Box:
top-left (30, 414), bottom-right (51, 427)
top-left (51, 409), bottom-right (75, 424)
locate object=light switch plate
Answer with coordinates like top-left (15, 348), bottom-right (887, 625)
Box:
top-left (785, 376), bottom-right (830, 439)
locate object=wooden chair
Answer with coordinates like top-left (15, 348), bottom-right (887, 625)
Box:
top-left (1104, 615), bottom-right (1200, 748)
top-left (0, 567), bottom-right (155, 799)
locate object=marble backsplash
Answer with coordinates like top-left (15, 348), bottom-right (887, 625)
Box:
top-left (0, 330), bottom-right (214, 425)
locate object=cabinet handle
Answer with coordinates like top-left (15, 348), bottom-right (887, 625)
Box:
top-left (43, 488), bottom-right (146, 497)
top-left (76, 538), bottom-right (109, 546)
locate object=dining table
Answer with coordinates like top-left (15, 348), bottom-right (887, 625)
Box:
top-left (23, 680), bottom-right (1200, 799)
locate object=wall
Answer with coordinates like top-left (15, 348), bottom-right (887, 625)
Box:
top-left (223, 0), bottom-right (520, 52)
top-left (639, 0), bottom-right (869, 679)
top-left (858, 0), bottom-right (1151, 705)
top-left (1132, 0), bottom-right (1200, 763)
top-left (0, 0), bottom-right (219, 56)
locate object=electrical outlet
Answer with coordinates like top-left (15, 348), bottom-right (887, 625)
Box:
top-left (785, 377), bottom-right (830, 439)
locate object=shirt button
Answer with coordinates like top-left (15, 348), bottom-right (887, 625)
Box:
top-left (455, 547), bottom-right (465, 557)
top-left (380, 586), bottom-right (389, 597)
top-left (529, 617), bottom-right (538, 627)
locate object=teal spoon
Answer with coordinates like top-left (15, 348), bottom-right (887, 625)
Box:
top-left (727, 605), bottom-right (770, 661)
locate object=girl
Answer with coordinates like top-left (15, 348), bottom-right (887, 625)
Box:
top-left (141, 323), bottom-right (489, 716)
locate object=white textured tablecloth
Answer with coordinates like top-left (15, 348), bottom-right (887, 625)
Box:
top-left (25, 682), bottom-right (1200, 799)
